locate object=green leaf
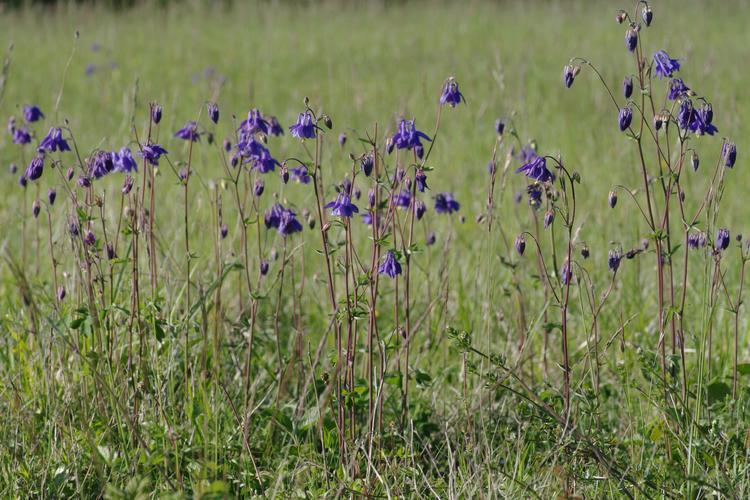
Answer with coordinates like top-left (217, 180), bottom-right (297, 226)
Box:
top-left (737, 363), bottom-right (750, 375)
top-left (707, 381), bottom-right (731, 404)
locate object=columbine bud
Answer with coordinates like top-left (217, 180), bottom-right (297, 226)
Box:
top-left (207, 102), bottom-right (219, 124)
top-left (722, 142), bottom-right (737, 168)
top-left (368, 188), bottom-right (376, 208)
top-left (623, 76), bottom-right (633, 99)
top-left (543, 210), bottom-right (554, 229)
top-left (608, 190), bottom-right (618, 208)
top-left (361, 154), bottom-right (374, 176)
top-left (426, 231), bottom-right (436, 246)
top-left (151, 103), bottom-right (162, 124)
top-left (563, 64), bottom-right (575, 89)
top-left (353, 187), bottom-right (361, 200)
top-left (254, 179), bottom-right (264, 197)
top-left (122, 175), bottom-right (134, 195)
top-left (32, 200), bottom-right (40, 218)
top-left (57, 286), bottom-right (66, 301)
top-left (106, 242), bottom-right (116, 260)
top-left (385, 137), bottom-right (394, 154)
top-left (581, 245), bottom-right (590, 259)
top-left (220, 224), bottom-right (228, 239)
top-left (691, 151), bottom-right (699, 172)
top-left (515, 235), bottom-right (526, 256)
top-left (84, 230), bottom-right (96, 246)
top-left (618, 106), bottom-right (633, 131)
top-left (625, 26), bottom-right (638, 52)
top-left (495, 119), bottom-right (505, 135)
top-left (338, 133), bottom-right (347, 147)
top-left (260, 260), bottom-right (269, 276)
top-left (616, 10), bottom-right (627, 24)
top-left (716, 228), bottom-right (730, 251)
top-left (9, 163), bottom-right (17, 174)
top-left (323, 115), bottom-right (333, 130)
top-left (66, 167), bottom-right (75, 181)
top-left (223, 139), bottom-right (232, 152)
top-left (48, 188), bottom-right (57, 206)
top-left (642, 5), bottom-right (653, 26)
top-left (608, 249), bottom-right (622, 272)
top-left (281, 167), bottom-right (289, 184)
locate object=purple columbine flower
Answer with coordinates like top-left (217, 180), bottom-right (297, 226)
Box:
top-left (23, 105), bottom-right (44, 123)
top-left (623, 76), bottom-right (633, 99)
top-left (68, 219), bottom-right (79, 237)
top-left (515, 235), bottom-right (526, 256)
top-left (47, 188), bottom-right (56, 206)
top-left (691, 151), bottom-right (700, 172)
top-left (361, 212), bottom-right (373, 226)
top-left (378, 250), bottom-right (402, 278)
top-left (277, 209), bottom-right (303, 236)
top-left (414, 199), bottom-right (427, 220)
top-left (722, 142), bottom-right (737, 168)
top-left (260, 260), bottom-right (270, 276)
top-left (393, 189), bottom-right (411, 209)
top-left (668, 78), bottom-right (689, 100)
top-left (560, 260), bottom-right (573, 285)
top-left (608, 190), bottom-right (618, 208)
top-left (415, 169), bottom-right (428, 192)
top-left (77, 175), bottom-right (91, 188)
top-left (677, 99), bottom-right (694, 130)
top-left (325, 193), bottom-right (359, 218)
top-left (688, 232), bottom-right (706, 249)
top-left (716, 228), bottom-right (730, 251)
top-left (18, 175), bottom-right (27, 187)
top-left (106, 242), bottom-right (116, 260)
top-left (32, 200), bottom-right (40, 218)
top-left (625, 27), bottom-right (638, 52)
top-left (220, 224), bottom-right (228, 239)
top-left (207, 102), bottom-right (219, 124)
top-left (268, 116), bottom-right (284, 136)
top-left (39, 127), bottom-right (71, 152)
top-left (440, 77), bottom-right (465, 107)
top-left (12, 127), bottom-right (31, 145)
top-left (434, 192), bottom-right (460, 214)
top-left (563, 65), bottom-right (575, 88)
top-left (516, 156), bottom-right (553, 183)
top-left (517, 143), bottom-right (538, 164)
top-left (527, 184), bottom-right (543, 207)
top-left (223, 139), bottom-right (232, 152)
top-left (253, 179), bottom-right (265, 197)
top-left (291, 165), bottom-right (311, 184)
top-left (151, 104), bottom-right (162, 124)
top-left (289, 111), bottom-right (316, 139)
top-left (653, 50), bottom-right (680, 79)
top-left (114, 147), bottom-right (138, 173)
top-left (66, 167), bottom-right (74, 181)
top-left (24, 154), bottom-right (44, 181)
top-left (543, 210), bottom-right (554, 229)
top-left (426, 231), bottom-right (436, 246)
top-left (139, 143), bottom-right (168, 166)
top-left (57, 286), bottom-right (66, 301)
top-left (618, 106), bottom-right (633, 131)
top-left (338, 132), bottom-right (347, 146)
top-left (239, 109), bottom-right (270, 136)
top-left (174, 121), bottom-right (200, 142)
top-left (264, 204), bottom-right (285, 228)
top-left (689, 103), bottom-right (718, 136)
top-left (608, 249), bottom-right (622, 272)
top-left (642, 5), bottom-right (653, 26)
top-left (361, 154), bottom-right (374, 176)
top-left (89, 150), bottom-right (115, 179)
top-left (495, 119), bottom-right (505, 135)
top-left (280, 167), bottom-right (290, 184)
top-left (84, 230), bottom-right (97, 246)
top-left (391, 118), bottom-right (431, 152)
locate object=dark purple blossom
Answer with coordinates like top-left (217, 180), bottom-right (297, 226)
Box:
top-left (691, 151), bottom-right (700, 172)
top-left (426, 231), bottom-right (436, 246)
top-left (391, 118), bottom-right (431, 152)
top-left (19, 175), bottom-right (27, 187)
top-left (12, 127), bottom-right (31, 145)
top-left (677, 99), bottom-right (694, 130)
top-left (415, 169), bottom-right (428, 192)
top-left (39, 127), bottom-right (71, 152)
top-left (24, 154), bottom-right (44, 181)
top-left (114, 147), bottom-right (138, 173)
top-left (240, 109), bottom-right (270, 136)
top-left (608, 250), bottom-right (622, 272)
top-left (722, 142), bottom-right (736, 168)
top-left (527, 184), bottom-right (543, 207)
top-left (642, 5), bottom-right (653, 26)
top-left (561, 260), bottom-right (573, 285)
top-left (207, 102), bottom-right (219, 124)
top-left (414, 199), bottom-right (427, 220)
top-left (517, 143), bottom-right (538, 163)
top-left (265, 204), bottom-right (285, 229)
top-left (254, 179), bottom-right (265, 197)
top-left (174, 121), bottom-right (200, 142)
top-left (544, 210), bottom-right (554, 229)
top-left (623, 76), bottom-right (633, 99)
top-left (361, 154), bottom-right (374, 176)
top-left (139, 143), bottom-right (168, 166)
top-left (122, 176), bottom-right (134, 195)
top-left (325, 193), bottom-right (359, 218)
top-left (220, 224), bottom-right (228, 239)
top-left (277, 209), bottom-right (303, 236)
top-left (32, 200), bottom-right (40, 218)
top-left (688, 232), bottom-right (706, 249)
top-left (268, 116), bottom-right (284, 136)
top-left (515, 235), bottom-right (526, 256)
top-left (668, 78), bottom-right (689, 100)
top-left (440, 77), bottom-right (465, 107)
top-left (625, 27), bottom-right (638, 52)
top-left (48, 188), bottom-right (56, 205)
top-left (260, 260), bottom-right (270, 275)
top-left (516, 156), bottom-right (553, 183)
top-left (84, 230), bottom-right (97, 246)
top-left (434, 192), bottom-right (460, 214)
top-left (291, 166), bottom-right (311, 184)
top-left (495, 119), bottom-right (505, 135)
top-left (653, 50), bottom-right (680, 79)
top-left (608, 190), bottom-right (618, 208)
top-left (716, 228), bottom-right (730, 251)
top-left (23, 105), bottom-right (44, 123)
top-left (563, 65), bottom-right (575, 88)
top-left (89, 150), bottom-right (115, 179)
top-left (393, 189), bottom-right (411, 209)
top-left (78, 175), bottom-right (91, 188)
top-left (338, 133), bottom-right (347, 146)
top-left (289, 111), bottom-right (316, 139)
top-left (57, 286), bottom-right (66, 301)
top-left (151, 104), bottom-right (162, 124)
top-left (378, 250), bottom-right (402, 278)
top-left (689, 103), bottom-right (718, 136)
top-left (618, 106), bottom-right (633, 131)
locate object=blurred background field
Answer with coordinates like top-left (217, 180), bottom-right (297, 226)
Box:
top-left (1, 0), bottom-right (749, 497)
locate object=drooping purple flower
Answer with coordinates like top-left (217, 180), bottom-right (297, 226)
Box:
top-left (653, 50), bottom-right (680, 79)
top-left (106, 242), bottom-right (116, 260)
top-left (618, 106), bottom-right (633, 131)
top-left (360, 154), bottom-right (374, 176)
top-left (368, 188), bottom-right (376, 208)
top-left (434, 192), bottom-right (460, 214)
top-left (415, 169), bottom-right (428, 192)
top-left (608, 250), bottom-right (622, 272)
top-left (84, 230), bottom-right (97, 246)
top-left (378, 250), bottom-right (402, 278)
top-left (207, 102), bottom-right (219, 124)
top-left (440, 77), bottom-right (465, 107)
top-left (361, 212), bottom-right (374, 226)
top-left (291, 165), bottom-right (311, 184)
top-left (688, 232), bottom-right (706, 249)
top-left (325, 193), bottom-right (359, 218)
top-left (543, 210), bottom-right (554, 229)
top-left (391, 118), bottom-right (431, 152)
top-left (265, 116), bottom-right (282, 136)
top-left (220, 224), bottom-right (228, 239)
top-left (623, 76), bottom-right (633, 99)
top-left (495, 119), bottom-right (505, 135)
top-left (253, 179), bottom-right (265, 197)
top-left (625, 27), bottom-right (638, 52)
top-left (515, 235), bottom-right (526, 256)
top-left (289, 111), bottom-right (316, 139)
top-left (642, 5), bottom-right (653, 26)
top-left (66, 167), bottom-right (74, 181)
top-left (677, 99), bottom-right (694, 130)
top-left (68, 219), bottom-right (79, 237)
top-left (264, 204), bottom-right (285, 229)
top-left (517, 143), bottom-right (538, 164)
top-left (338, 132), bottom-right (347, 146)
top-left (89, 150), bottom-right (115, 179)
top-left (414, 199), bottom-right (427, 220)
top-left (12, 127), bottom-right (31, 145)
top-left (139, 143), bottom-right (168, 166)
top-left (668, 78), bottom-right (689, 100)
top-left (24, 154), bottom-right (44, 181)
top-left (516, 156), bottom-right (553, 183)
top-left (277, 209), bottom-right (303, 236)
top-left (18, 175), bottom-right (27, 187)
top-left (608, 190), bottom-right (618, 208)
top-left (393, 189), bottom-right (411, 209)
top-left (57, 286), bottom-right (66, 301)
top-left (114, 147), bottom-right (138, 173)
top-left (239, 109), bottom-right (270, 136)
top-left (174, 121), bottom-right (200, 142)
top-left (560, 260), bottom-right (573, 285)
top-left (689, 102), bottom-right (718, 136)
top-left (563, 65), bottom-right (575, 88)
top-left (32, 200), bottom-right (40, 218)
top-left (691, 151), bottom-right (700, 172)
top-left (716, 228), bottom-right (730, 251)
top-left (527, 184), bottom-right (543, 207)
top-left (280, 167), bottom-right (290, 184)
top-left (23, 105), bottom-right (44, 123)
top-left (39, 127), bottom-right (71, 152)
top-left (722, 142), bottom-right (736, 168)
top-left (260, 260), bottom-right (270, 275)
top-left (223, 139), bottom-right (232, 152)
top-left (426, 231), bottom-right (436, 246)
top-left (151, 103), bottom-right (162, 124)
top-left (48, 188), bottom-right (56, 206)
top-left (77, 175), bottom-right (91, 188)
